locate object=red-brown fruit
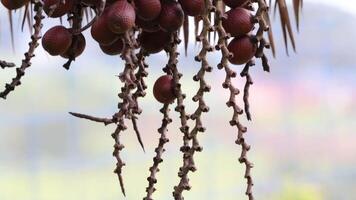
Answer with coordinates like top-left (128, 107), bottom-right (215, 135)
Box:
top-left (99, 38), bottom-right (124, 55)
top-left (91, 10), bottom-right (119, 46)
top-left (61, 33), bottom-right (86, 59)
top-left (42, 26), bottom-right (72, 56)
top-left (178, 0), bottom-right (205, 16)
top-left (158, 0), bottom-right (184, 32)
top-left (153, 75), bottom-right (176, 104)
top-left (107, 1), bottom-right (136, 34)
top-left (136, 17), bottom-right (160, 33)
top-left (1, 0), bottom-right (29, 10)
top-left (228, 36), bottom-right (256, 65)
top-left (43, 0), bottom-right (74, 18)
top-left (223, 0), bottom-right (249, 8)
top-left (222, 8), bottom-right (254, 37)
top-left (135, 0), bottom-right (161, 21)
top-left (140, 30), bottom-right (171, 54)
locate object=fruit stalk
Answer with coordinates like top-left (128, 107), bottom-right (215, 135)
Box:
top-left (214, 0), bottom-right (254, 199)
top-left (173, 1), bottom-right (214, 199)
top-left (165, 33), bottom-right (192, 200)
top-left (144, 103), bottom-right (172, 200)
top-left (0, 0), bottom-right (44, 99)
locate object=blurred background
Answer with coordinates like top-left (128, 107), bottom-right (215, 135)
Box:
top-left (0, 1), bottom-right (355, 200)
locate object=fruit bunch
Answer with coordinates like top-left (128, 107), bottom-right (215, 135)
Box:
top-left (0, 0), bottom-right (302, 199)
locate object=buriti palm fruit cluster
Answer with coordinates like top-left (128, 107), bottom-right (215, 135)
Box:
top-left (0, 0), bottom-right (301, 200)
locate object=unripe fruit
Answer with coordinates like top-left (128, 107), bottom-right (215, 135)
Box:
top-left (223, 0), bottom-right (249, 8)
top-left (228, 36), bottom-right (256, 65)
top-left (42, 26), bottom-right (72, 56)
top-left (61, 33), bottom-right (86, 59)
top-left (100, 38), bottom-right (124, 55)
top-left (158, 0), bottom-right (184, 32)
top-left (135, 0), bottom-right (161, 21)
top-left (140, 30), bottom-right (171, 54)
top-left (43, 0), bottom-right (74, 18)
top-left (222, 8), bottom-right (254, 37)
top-left (136, 17), bottom-right (160, 33)
top-left (153, 75), bottom-right (176, 104)
top-left (107, 1), bottom-right (136, 34)
top-left (1, 0), bottom-right (29, 10)
top-left (91, 10), bottom-right (119, 46)
top-left (178, 0), bottom-right (205, 16)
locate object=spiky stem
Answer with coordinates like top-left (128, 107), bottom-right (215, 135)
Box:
top-left (0, 0), bottom-right (44, 99)
top-left (144, 104), bottom-right (171, 200)
top-left (173, 1), bottom-right (215, 199)
top-left (214, 1), bottom-right (255, 199)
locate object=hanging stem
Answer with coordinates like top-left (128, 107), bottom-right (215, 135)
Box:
top-left (214, 0), bottom-right (255, 199)
top-left (144, 103), bottom-right (172, 200)
top-left (173, 1), bottom-right (215, 199)
top-left (0, 0), bottom-right (44, 99)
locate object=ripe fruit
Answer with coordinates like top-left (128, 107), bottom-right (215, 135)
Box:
top-left (42, 26), bottom-right (72, 56)
top-left (178, 0), bottom-right (205, 16)
top-left (140, 30), bottom-right (171, 54)
top-left (135, 0), bottom-right (161, 21)
top-left (223, 0), bottom-right (249, 8)
top-left (1, 0), bottom-right (29, 10)
top-left (222, 8), bottom-right (254, 37)
top-left (107, 1), bottom-right (136, 34)
top-left (136, 17), bottom-right (160, 33)
top-left (158, 0), bottom-right (184, 32)
top-left (153, 75), bottom-right (176, 104)
top-left (100, 38), bottom-right (124, 56)
top-left (228, 36), bottom-right (256, 65)
top-left (43, 0), bottom-right (74, 18)
top-left (61, 33), bottom-right (86, 59)
top-left (91, 10), bottom-right (119, 46)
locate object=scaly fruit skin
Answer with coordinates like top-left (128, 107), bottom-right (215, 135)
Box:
top-left (42, 26), bottom-right (73, 56)
top-left (228, 36), bottom-right (256, 65)
top-left (223, 0), bottom-right (249, 8)
top-left (222, 8), bottom-right (254, 37)
top-left (153, 75), bottom-right (176, 104)
top-left (99, 38), bottom-right (124, 55)
top-left (61, 33), bottom-right (86, 59)
top-left (140, 30), bottom-right (170, 54)
top-left (158, 0), bottom-right (184, 32)
top-left (43, 0), bottom-right (74, 18)
top-left (178, 0), bottom-right (205, 16)
top-left (136, 17), bottom-right (161, 33)
top-left (135, 0), bottom-right (161, 21)
top-left (91, 10), bottom-right (120, 46)
top-left (107, 0), bottom-right (136, 34)
top-left (1, 0), bottom-right (29, 10)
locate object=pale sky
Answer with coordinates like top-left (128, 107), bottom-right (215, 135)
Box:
top-left (305, 0), bottom-right (356, 15)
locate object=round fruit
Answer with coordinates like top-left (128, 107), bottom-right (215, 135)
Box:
top-left (42, 26), bottom-right (72, 56)
top-left (140, 30), bottom-right (171, 54)
top-left (158, 0), bottom-right (184, 32)
top-left (153, 75), bottom-right (176, 104)
top-left (136, 17), bottom-right (160, 33)
top-left (91, 10), bottom-right (119, 45)
top-left (227, 36), bottom-right (256, 65)
top-left (100, 38), bottom-right (124, 55)
top-left (43, 0), bottom-right (74, 18)
top-left (223, 0), bottom-right (249, 8)
top-left (107, 1), bottom-right (136, 34)
top-left (1, 0), bottom-right (29, 10)
top-left (178, 0), bottom-right (205, 16)
top-left (135, 0), bottom-right (161, 21)
top-left (222, 8), bottom-right (253, 37)
top-left (61, 33), bottom-right (86, 59)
